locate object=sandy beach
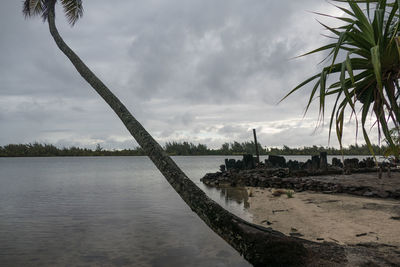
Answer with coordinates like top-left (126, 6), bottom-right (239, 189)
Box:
top-left (247, 188), bottom-right (400, 247)
top-left (204, 168), bottom-right (400, 265)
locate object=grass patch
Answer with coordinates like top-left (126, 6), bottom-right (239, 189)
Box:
top-left (286, 190), bottom-right (294, 198)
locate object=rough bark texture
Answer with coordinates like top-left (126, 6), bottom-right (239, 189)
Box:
top-left (46, 5), bottom-right (348, 266)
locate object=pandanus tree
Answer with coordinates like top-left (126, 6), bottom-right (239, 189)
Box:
top-left (283, 0), bottom-right (400, 159)
top-left (21, 0), bottom-right (326, 266)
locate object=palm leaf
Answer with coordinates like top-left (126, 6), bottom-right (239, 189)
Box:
top-left (23, 0), bottom-right (31, 18)
top-left (23, 0), bottom-right (43, 17)
top-left (29, 0), bottom-right (44, 16)
top-left (60, 0), bottom-right (83, 25)
top-left (370, 45), bottom-right (383, 92)
top-left (284, 0), bottom-right (400, 158)
top-left (346, 53), bottom-right (355, 85)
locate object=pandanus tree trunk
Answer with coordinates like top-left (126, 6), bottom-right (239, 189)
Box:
top-left (46, 4), bottom-right (346, 266)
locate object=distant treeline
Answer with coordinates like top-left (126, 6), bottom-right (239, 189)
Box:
top-left (0, 142), bottom-right (385, 157)
top-left (166, 141), bottom-right (384, 156)
top-left (0, 143), bottom-right (146, 157)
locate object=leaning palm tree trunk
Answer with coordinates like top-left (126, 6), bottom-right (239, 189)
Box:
top-left (45, 4), bottom-right (345, 266)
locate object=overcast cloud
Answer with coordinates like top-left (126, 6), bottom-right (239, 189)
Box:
top-left (0, 0), bottom-right (381, 149)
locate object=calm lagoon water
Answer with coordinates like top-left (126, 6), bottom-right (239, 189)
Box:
top-left (0, 155), bottom-right (374, 266)
top-left (0, 156), bottom-right (253, 267)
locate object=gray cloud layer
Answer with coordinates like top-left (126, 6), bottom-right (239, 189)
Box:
top-left (0, 0), bottom-right (380, 149)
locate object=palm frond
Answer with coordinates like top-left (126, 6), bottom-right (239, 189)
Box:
top-left (40, 0), bottom-right (54, 23)
top-left (284, 0), bottom-right (400, 158)
top-left (30, 0), bottom-right (44, 16)
top-left (23, 0), bottom-right (44, 18)
top-left (23, 0), bottom-right (83, 26)
top-left (23, 0), bottom-right (31, 18)
top-left (60, 0), bottom-right (83, 26)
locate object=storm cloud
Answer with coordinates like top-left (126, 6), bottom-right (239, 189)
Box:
top-left (0, 0), bottom-right (379, 149)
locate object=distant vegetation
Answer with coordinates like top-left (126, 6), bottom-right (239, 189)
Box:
top-left (0, 143), bottom-right (145, 157)
top-left (0, 142), bottom-right (385, 157)
top-left (163, 141), bottom-right (385, 155)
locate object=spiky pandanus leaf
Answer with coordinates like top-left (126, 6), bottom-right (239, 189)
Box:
top-left (284, 0), bottom-right (400, 159)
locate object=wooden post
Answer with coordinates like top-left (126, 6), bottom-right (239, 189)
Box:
top-left (253, 129), bottom-right (260, 164)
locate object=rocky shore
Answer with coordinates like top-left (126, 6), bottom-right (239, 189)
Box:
top-left (201, 153), bottom-right (400, 199)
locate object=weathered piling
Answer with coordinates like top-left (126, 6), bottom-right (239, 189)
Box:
top-left (253, 129), bottom-right (260, 164)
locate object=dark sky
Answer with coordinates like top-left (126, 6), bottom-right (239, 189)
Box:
top-left (0, 0), bottom-right (378, 149)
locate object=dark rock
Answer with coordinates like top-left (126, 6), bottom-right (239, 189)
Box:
top-left (311, 155), bottom-right (320, 170)
top-left (219, 165), bottom-right (226, 172)
top-left (261, 220), bottom-right (273, 225)
top-left (377, 191), bottom-right (389, 198)
top-left (202, 159), bottom-right (400, 201)
top-left (344, 169), bottom-right (352, 175)
top-left (225, 159), bottom-right (236, 170)
top-left (320, 152), bottom-right (328, 170)
top-left (364, 157), bottom-right (375, 168)
top-left (393, 190), bottom-right (400, 199)
top-left (268, 155), bottom-right (286, 168)
top-left (264, 159), bottom-right (274, 168)
top-left (292, 170), bottom-right (309, 177)
top-left (332, 157), bottom-right (343, 168)
top-left (302, 159), bottom-right (313, 170)
top-left (363, 191), bottom-right (374, 197)
top-left (287, 160), bottom-right (300, 170)
top-left (289, 232), bottom-right (304, 237)
top-left (234, 160), bottom-right (243, 170)
top-left (276, 169), bottom-right (290, 178)
top-left (242, 154), bottom-right (255, 170)
top-left (358, 161), bottom-right (366, 168)
top-left (344, 158), bottom-right (359, 169)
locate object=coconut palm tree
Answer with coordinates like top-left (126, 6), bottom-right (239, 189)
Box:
top-left (283, 0), bottom-right (400, 159)
top-left (22, 1), bottom-right (322, 265)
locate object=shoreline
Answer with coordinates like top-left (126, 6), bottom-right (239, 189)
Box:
top-left (202, 169), bottom-right (400, 200)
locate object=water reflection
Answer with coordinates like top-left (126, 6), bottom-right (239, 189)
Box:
top-left (204, 184), bottom-right (250, 209)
